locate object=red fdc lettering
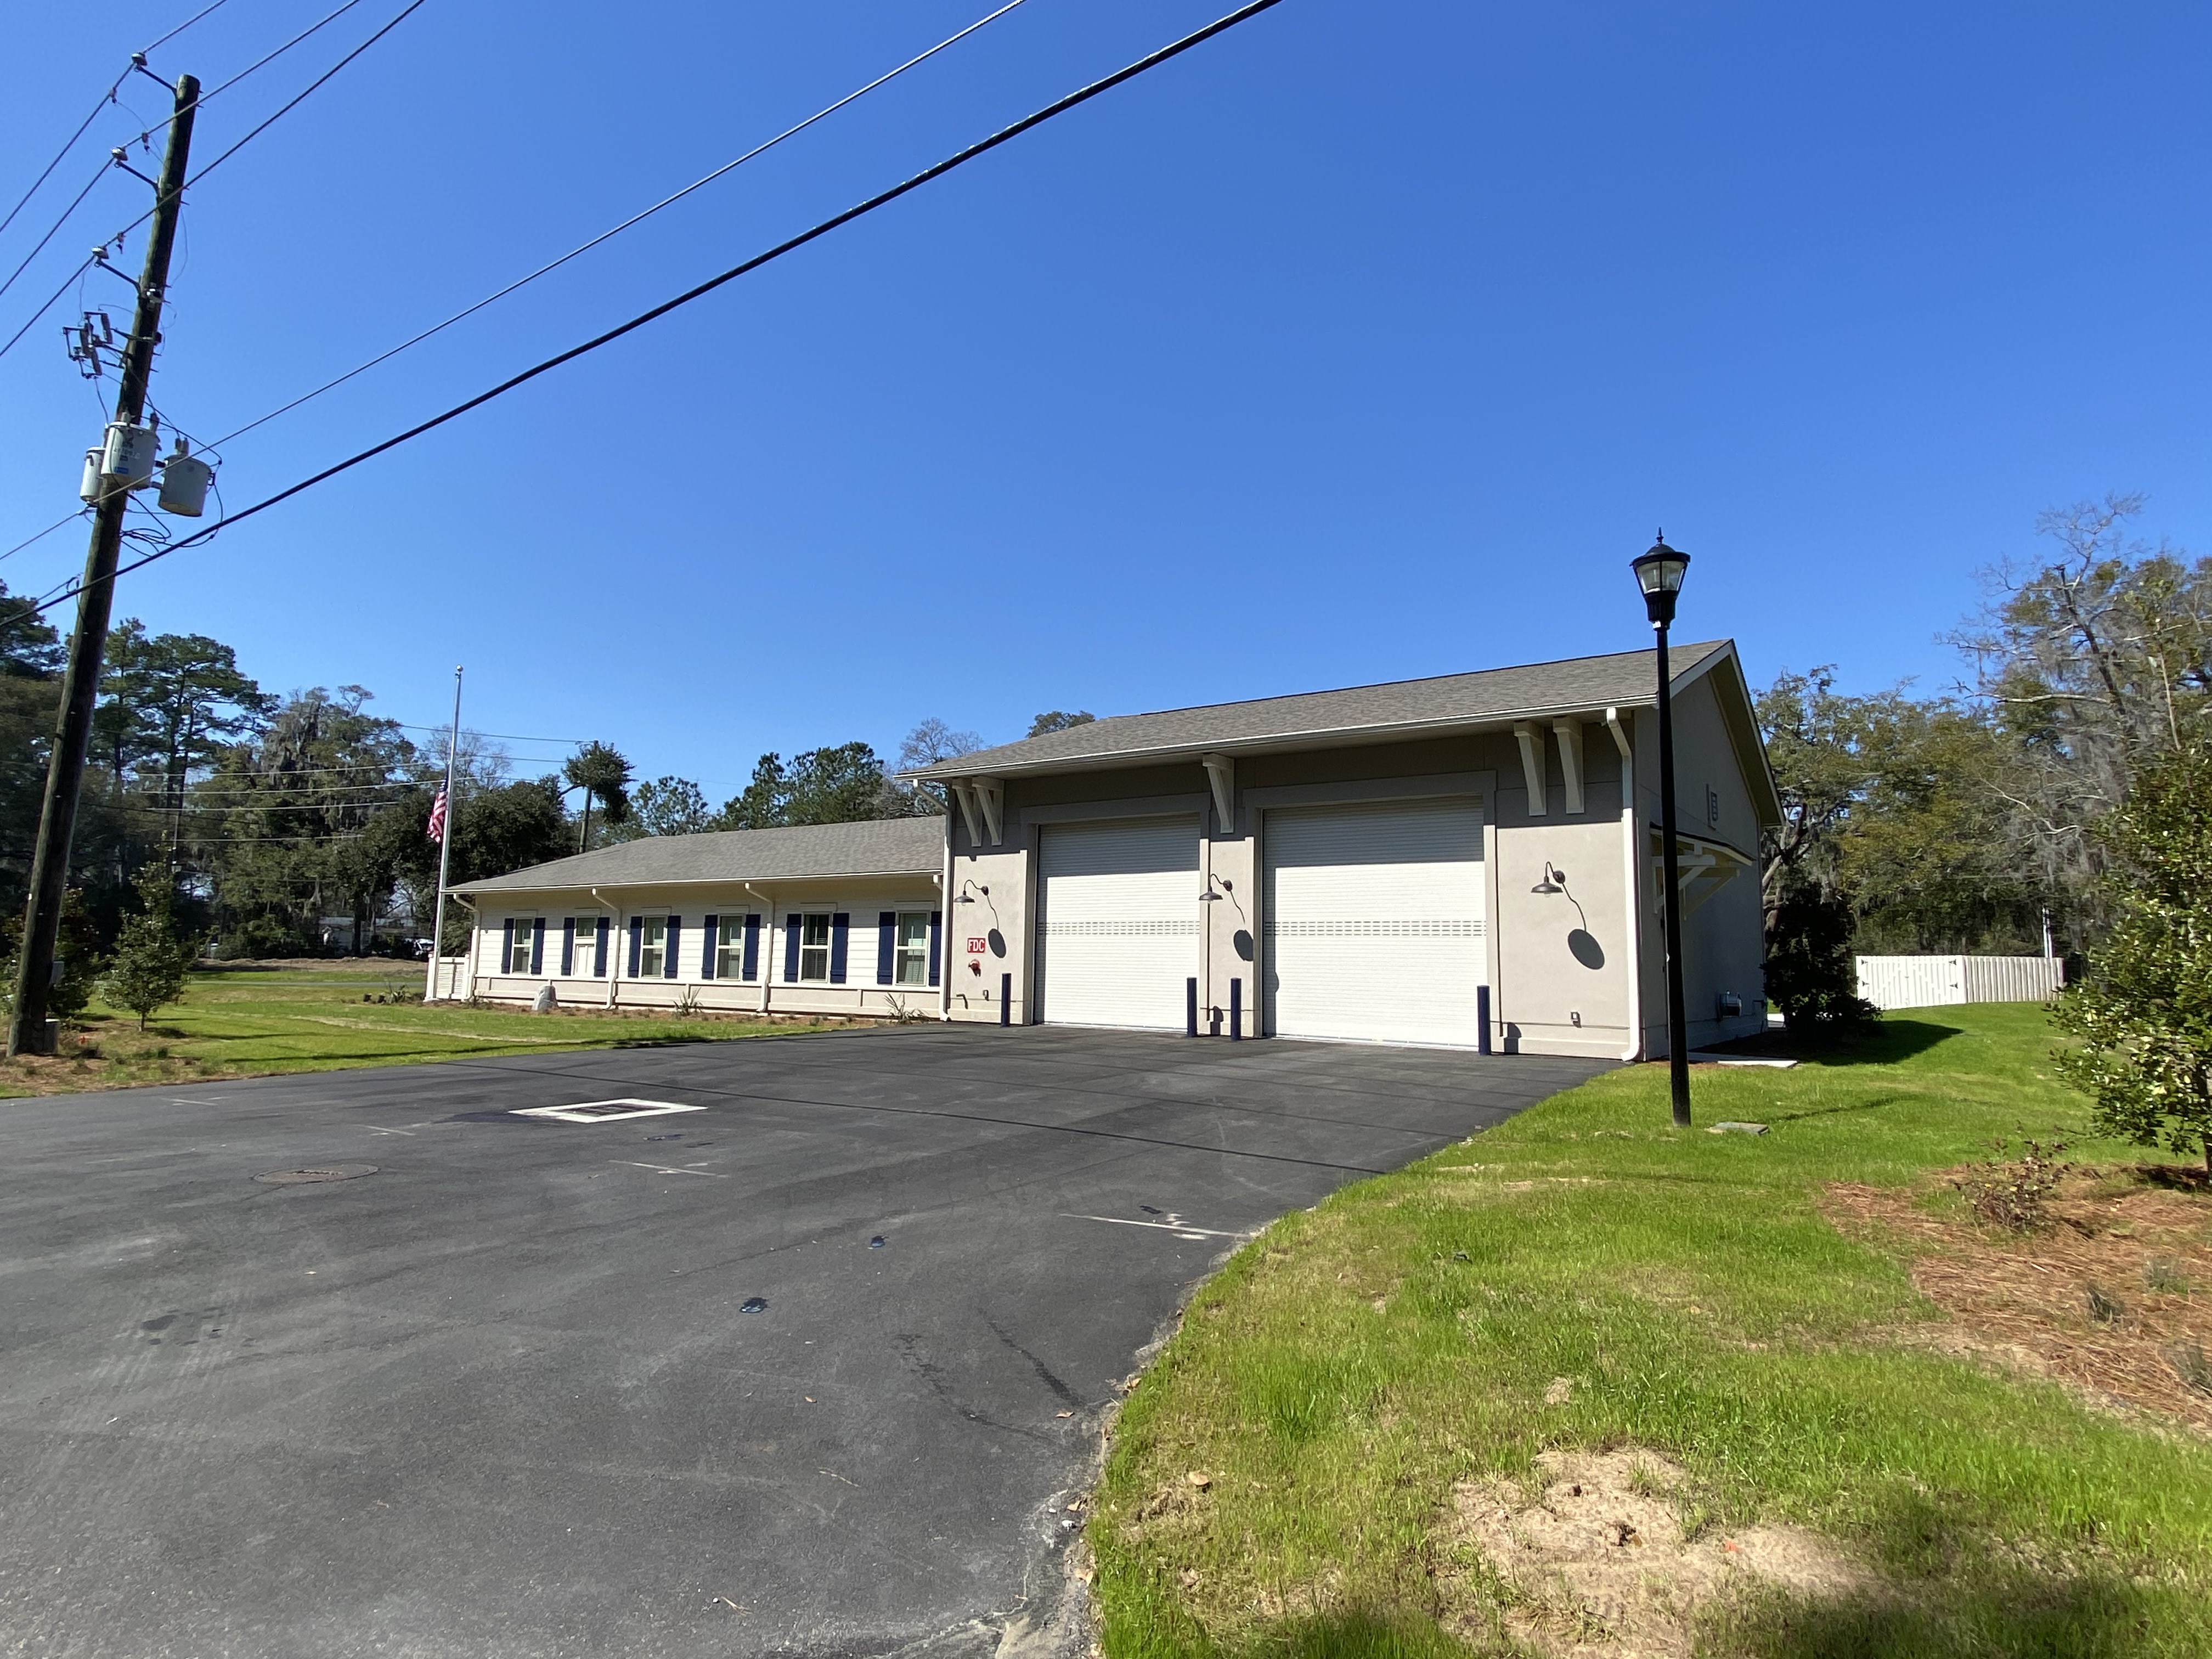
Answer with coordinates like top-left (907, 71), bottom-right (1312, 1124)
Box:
top-left (967, 938), bottom-right (988, 953)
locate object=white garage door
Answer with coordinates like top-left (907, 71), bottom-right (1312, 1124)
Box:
top-left (1037, 818), bottom-right (1199, 1030)
top-left (1263, 799), bottom-right (1487, 1046)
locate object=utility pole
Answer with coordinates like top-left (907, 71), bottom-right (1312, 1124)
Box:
top-left (8, 74), bottom-right (198, 1057)
top-left (424, 667), bottom-right (462, 1002)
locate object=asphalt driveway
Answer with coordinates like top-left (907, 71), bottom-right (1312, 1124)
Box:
top-left (0, 1025), bottom-right (1610, 1658)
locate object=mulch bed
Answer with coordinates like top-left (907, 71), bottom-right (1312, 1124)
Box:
top-left (1823, 1166), bottom-right (2212, 1434)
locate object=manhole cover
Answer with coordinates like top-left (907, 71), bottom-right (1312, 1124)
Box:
top-left (255, 1164), bottom-right (379, 1185)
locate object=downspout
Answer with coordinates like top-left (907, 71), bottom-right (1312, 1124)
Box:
top-left (453, 895), bottom-right (479, 1001)
top-left (744, 883), bottom-right (772, 1015)
top-left (1607, 707), bottom-right (1643, 1063)
top-left (590, 887), bottom-right (620, 1009)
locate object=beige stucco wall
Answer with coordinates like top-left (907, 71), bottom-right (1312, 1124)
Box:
top-left (1625, 673), bottom-right (1771, 1053)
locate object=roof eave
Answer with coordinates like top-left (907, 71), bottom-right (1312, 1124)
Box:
top-left (901, 696), bottom-right (1669, 783)
top-left (453, 864), bottom-right (942, 897)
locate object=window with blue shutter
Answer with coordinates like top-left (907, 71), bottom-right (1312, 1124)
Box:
top-left (595, 916), bottom-right (610, 977)
top-left (702, 915), bottom-right (718, 979)
top-left (628, 917), bottom-right (642, 977)
top-left (742, 913), bottom-right (760, 980)
top-left (530, 918), bottom-right (546, 975)
top-left (500, 918), bottom-right (513, 975)
top-left (561, 918), bottom-right (575, 975)
top-left (783, 915), bottom-right (802, 981)
top-left (928, 909), bottom-right (942, 988)
top-left (828, 913), bottom-right (849, 983)
top-left (876, 913), bottom-right (895, 984)
top-left (664, 916), bottom-right (681, 978)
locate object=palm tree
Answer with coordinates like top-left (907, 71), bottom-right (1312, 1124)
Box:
top-left (562, 742), bottom-right (632, 852)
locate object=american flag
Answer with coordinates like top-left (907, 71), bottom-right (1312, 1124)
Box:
top-left (426, 788), bottom-right (448, 845)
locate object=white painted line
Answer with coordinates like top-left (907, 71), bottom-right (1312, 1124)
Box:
top-left (1063, 1214), bottom-right (1243, 1240)
top-left (514, 1099), bottom-right (704, 1124)
top-left (359, 1125), bottom-right (415, 1136)
top-left (612, 1160), bottom-right (729, 1179)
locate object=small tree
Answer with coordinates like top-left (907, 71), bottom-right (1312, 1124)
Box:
top-left (101, 864), bottom-right (195, 1030)
top-left (2052, 748), bottom-right (2212, 1171)
top-left (1764, 883), bottom-right (1879, 1035)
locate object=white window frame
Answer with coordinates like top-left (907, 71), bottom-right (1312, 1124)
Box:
top-left (571, 916), bottom-right (598, 975)
top-left (894, 912), bottom-right (930, 986)
top-left (716, 918), bottom-right (748, 982)
top-left (797, 913), bottom-right (831, 983)
top-left (638, 916), bottom-right (667, 979)
top-left (506, 918), bottom-right (537, 974)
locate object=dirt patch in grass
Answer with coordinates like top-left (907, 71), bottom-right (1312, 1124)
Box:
top-left (1825, 1166), bottom-right (2212, 1434)
top-left (1436, 1447), bottom-right (1872, 1658)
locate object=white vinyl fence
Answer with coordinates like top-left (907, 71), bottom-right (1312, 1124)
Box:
top-left (1854, 955), bottom-right (2065, 1011)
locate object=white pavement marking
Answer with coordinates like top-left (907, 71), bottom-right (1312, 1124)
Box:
top-left (1063, 1214), bottom-right (1244, 1240)
top-left (359, 1125), bottom-right (415, 1136)
top-left (612, 1160), bottom-right (729, 1179)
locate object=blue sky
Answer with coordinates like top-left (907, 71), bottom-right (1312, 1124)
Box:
top-left (2, 1), bottom-right (2205, 800)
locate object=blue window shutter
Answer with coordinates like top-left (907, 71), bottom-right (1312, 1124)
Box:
top-left (928, 910), bottom-right (941, 988)
top-left (829, 913), bottom-right (849, 983)
top-left (595, 916), bottom-right (610, 977)
top-left (561, 918), bottom-right (575, 975)
top-left (702, 915), bottom-right (718, 980)
top-left (665, 916), bottom-right (681, 979)
top-left (628, 917), bottom-right (642, 977)
top-left (742, 913), bottom-right (760, 980)
top-left (500, 918), bottom-right (513, 974)
top-left (876, 912), bottom-right (895, 984)
top-left (530, 918), bottom-right (546, 974)
top-left (783, 915), bottom-right (801, 981)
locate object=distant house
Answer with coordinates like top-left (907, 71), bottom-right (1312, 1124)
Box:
top-left (453, 641), bottom-right (1779, 1059)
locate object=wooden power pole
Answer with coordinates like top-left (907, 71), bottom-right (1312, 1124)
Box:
top-left (8, 73), bottom-right (199, 1057)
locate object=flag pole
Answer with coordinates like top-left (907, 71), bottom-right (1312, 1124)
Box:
top-left (424, 666), bottom-right (463, 1001)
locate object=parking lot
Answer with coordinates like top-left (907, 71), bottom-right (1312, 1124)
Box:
top-left (0, 1025), bottom-right (1609, 1658)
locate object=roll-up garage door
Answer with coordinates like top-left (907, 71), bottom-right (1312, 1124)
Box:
top-left (1037, 818), bottom-right (1199, 1030)
top-left (1263, 799), bottom-right (1486, 1046)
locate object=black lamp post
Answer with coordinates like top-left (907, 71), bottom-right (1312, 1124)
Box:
top-left (1632, 533), bottom-right (1692, 1128)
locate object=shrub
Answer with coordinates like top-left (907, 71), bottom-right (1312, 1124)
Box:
top-left (1764, 884), bottom-right (1880, 1035)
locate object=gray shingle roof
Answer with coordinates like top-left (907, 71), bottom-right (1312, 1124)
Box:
top-left (452, 815), bottom-right (943, 896)
top-left (910, 641), bottom-right (1734, 778)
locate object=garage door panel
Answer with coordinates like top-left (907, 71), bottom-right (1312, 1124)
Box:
top-left (1263, 800), bottom-right (1486, 1047)
top-left (1038, 819), bottom-right (1198, 1030)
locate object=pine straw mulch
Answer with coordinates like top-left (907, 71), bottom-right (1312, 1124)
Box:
top-left (1822, 1165), bottom-right (2212, 1435)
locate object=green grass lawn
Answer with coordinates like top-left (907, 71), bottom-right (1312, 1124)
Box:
top-left (0, 961), bottom-right (826, 1095)
top-left (1091, 1006), bottom-right (2212, 1658)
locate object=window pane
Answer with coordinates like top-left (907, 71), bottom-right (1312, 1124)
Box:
top-left (803, 914), bottom-right (830, 947)
top-left (898, 914), bottom-right (928, 947)
top-left (799, 947), bottom-right (828, 981)
top-left (573, 919), bottom-right (595, 972)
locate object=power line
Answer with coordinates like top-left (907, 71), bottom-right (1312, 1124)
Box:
top-left (0, 0), bottom-right (234, 242)
top-left (1, 511), bottom-right (88, 566)
top-left (0, 0), bottom-right (421, 369)
top-left (38, 0), bottom-right (1290, 616)
top-left (206, 0), bottom-right (1029, 448)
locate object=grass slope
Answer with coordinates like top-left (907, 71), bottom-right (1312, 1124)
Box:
top-left (0, 962), bottom-right (820, 1095)
top-left (1092, 1007), bottom-right (2212, 1658)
